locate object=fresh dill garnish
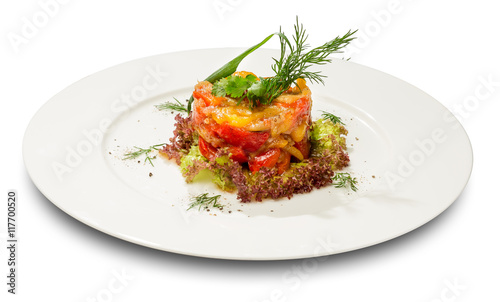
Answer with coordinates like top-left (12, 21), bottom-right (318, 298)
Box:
top-left (321, 111), bottom-right (345, 125)
top-left (155, 98), bottom-right (188, 113)
top-left (123, 143), bottom-right (165, 167)
top-left (187, 193), bottom-right (223, 211)
top-left (332, 172), bottom-right (358, 191)
top-left (212, 18), bottom-right (356, 108)
top-left (254, 19), bottom-right (356, 106)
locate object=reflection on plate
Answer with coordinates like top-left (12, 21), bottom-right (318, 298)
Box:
top-left (23, 49), bottom-right (472, 260)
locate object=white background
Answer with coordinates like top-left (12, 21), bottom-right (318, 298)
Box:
top-left (1, 0), bottom-right (499, 301)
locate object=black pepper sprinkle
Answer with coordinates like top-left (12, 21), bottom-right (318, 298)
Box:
top-left (149, 172), bottom-right (153, 177)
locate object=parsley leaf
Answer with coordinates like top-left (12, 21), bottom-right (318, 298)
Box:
top-left (212, 78), bottom-right (229, 97)
top-left (212, 74), bottom-right (259, 99)
top-left (225, 76), bottom-right (250, 98)
top-left (247, 81), bottom-right (265, 99)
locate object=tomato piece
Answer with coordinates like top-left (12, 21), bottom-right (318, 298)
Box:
top-left (215, 123), bottom-right (269, 152)
top-left (193, 82), bottom-right (225, 106)
top-left (198, 136), bottom-right (217, 161)
top-left (276, 150), bottom-right (291, 174)
top-left (228, 146), bottom-right (248, 163)
top-left (294, 135), bottom-right (310, 159)
top-left (193, 90), bottom-right (223, 107)
top-left (249, 148), bottom-right (281, 173)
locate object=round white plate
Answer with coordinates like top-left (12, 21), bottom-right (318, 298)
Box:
top-left (23, 48), bottom-right (473, 260)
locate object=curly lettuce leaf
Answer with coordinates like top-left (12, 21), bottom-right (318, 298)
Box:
top-left (180, 145), bottom-right (235, 191)
top-left (310, 118), bottom-right (347, 151)
top-left (179, 145), bottom-right (207, 178)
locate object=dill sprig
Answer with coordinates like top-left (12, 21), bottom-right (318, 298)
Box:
top-left (187, 193), bottom-right (223, 211)
top-left (321, 111), bottom-right (345, 125)
top-left (123, 143), bottom-right (165, 167)
top-left (155, 98), bottom-right (188, 113)
top-left (332, 172), bottom-right (358, 191)
top-left (208, 18), bottom-right (357, 109)
top-left (245, 18), bottom-right (356, 107)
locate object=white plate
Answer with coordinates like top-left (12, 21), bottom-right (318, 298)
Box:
top-left (23, 48), bottom-right (472, 260)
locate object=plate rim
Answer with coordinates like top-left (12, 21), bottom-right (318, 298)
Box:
top-left (23, 47), bottom-right (474, 260)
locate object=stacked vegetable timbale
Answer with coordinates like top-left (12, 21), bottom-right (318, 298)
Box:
top-left (160, 71), bottom-right (350, 202)
top-left (191, 71), bottom-right (312, 174)
top-left (158, 20), bottom-right (356, 202)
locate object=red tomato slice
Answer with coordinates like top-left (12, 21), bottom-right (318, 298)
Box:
top-left (249, 148), bottom-right (281, 173)
top-left (198, 136), bottom-right (217, 161)
top-left (193, 82), bottom-right (225, 106)
top-left (228, 146), bottom-right (248, 163)
top-left (214, 123), bottom-right (269, 152)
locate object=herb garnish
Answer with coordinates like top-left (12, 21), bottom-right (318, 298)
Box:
top-left (332, 172), bottom-right (358, 191)
top-left (155, 98), bottom-right (188, 113)
top-left (211, 74), bottom-right (259, 103)
top-left (186, 33), bottom-right (277, 113)
top-left (321, 111), bottom-right (345, 125)
top-left (184, 18), bottom-right (356, 112)
top-left (187, 193), bottom-right (223, 211)
top-left (123, 143), bottom-right (166, 167)
top-left (212, 18), bottom-right (356, 108)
